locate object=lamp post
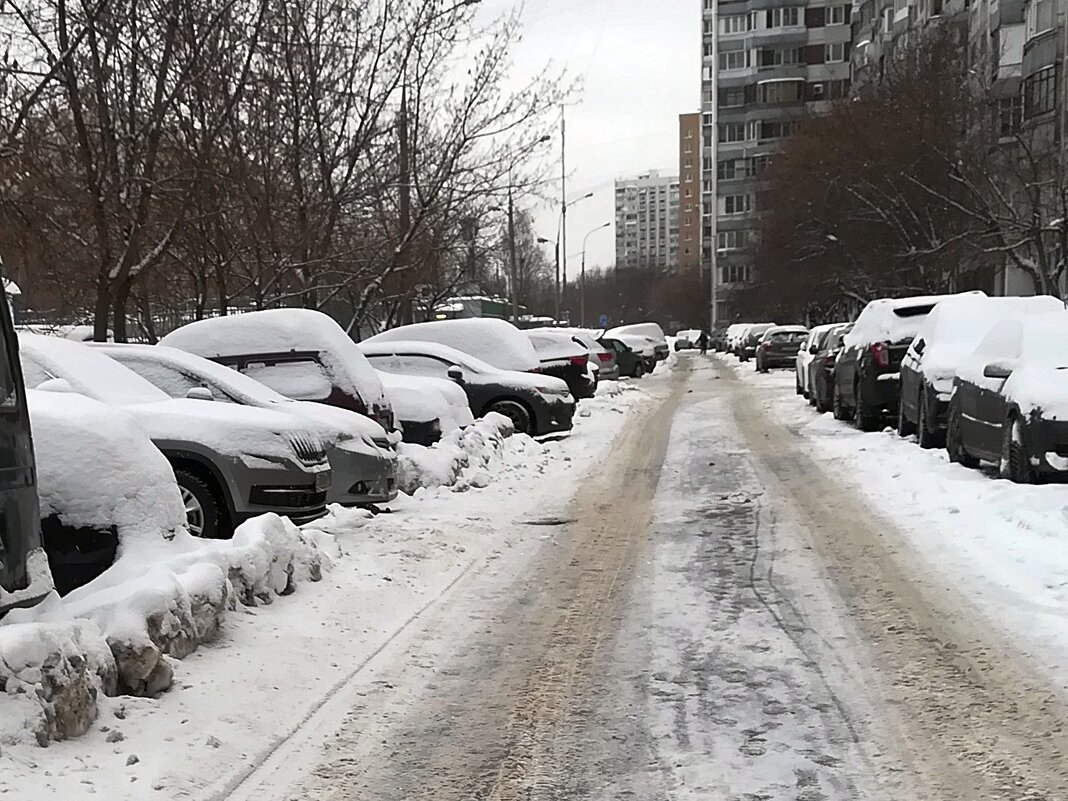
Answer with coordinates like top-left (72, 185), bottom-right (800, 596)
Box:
top-left (557, 191), bottom-right (594, 321)
top-left (505, 135), bottom-right (551, 322)
top-left (580, 222), bottom-right (611, 327)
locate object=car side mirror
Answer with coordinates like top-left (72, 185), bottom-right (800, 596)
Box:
top-left (447, 365), bottom-right (465, 385)
top-left (809, 345), bottom-right (819, 354)
top-left (186, 386), bottom-right (214, 401)
top-left (983, 361), bottom-right (1014, 380)
top-left (37, 378), bottom-right (74, 394)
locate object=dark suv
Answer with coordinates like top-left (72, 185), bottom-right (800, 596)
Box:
top-left (833, 295), bottom-right (959, 431)
top-left (755, 326), bottom-right (809, 372)
top-left (0, 291), bottom-right (52, 613)
top-left (738, 323), bottom-right (776, 362)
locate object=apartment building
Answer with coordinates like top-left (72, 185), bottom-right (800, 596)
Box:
top-left (701, 0), bottom-right (852, 323)
top-left (678, 113), bottom-right (702, 274)
top-left (614, 171), bottom-right (681, 271)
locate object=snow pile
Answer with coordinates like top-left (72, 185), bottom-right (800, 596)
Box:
top-left (396, 412), bottom-right (527, 493)
top-left (366, 318), bottom-right (541, 372)
top-left (0, 619), bottom-right (115, 746)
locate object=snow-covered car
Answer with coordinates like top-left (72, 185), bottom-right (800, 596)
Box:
top-left (674, 329), bottom-right (701, 350)
top-left (92, 343), bottom-right (398, 506)
top-left (18, 334), bottom-right (332, 538)
top-left (358, 339), bottom-right (574, 437)
top-left (0, 304), bottom-right (53, 614)
top-left (947, 312), bottom-right (1068, 482)
top-left (725, 323), bottom-right (749, 355)
top-left (612, 333), bottom-right (658, 374)
top-left (755, 325), bottom-right (808, 372)
top-left (809, 323), bottom-right (853, 412)
top-left (366, 318), bottom-right (542, 373)
top-left (795, 323), bottom-right (845, 398)
top-left (160, 309), bottom-right (396, 435)
top-left (375, 370), bottom-right (474, 445)
top-left (525, 331), bottom-right (595, 400)
top-left (528, 327), bottom-right (619, 382)
top-left (833, 292), bottom-right (984, 431)
top-left (28, 389), bottom-right (185, 594)
top-left (605, 322), bottom-right (669, 361)
top-left (599, 335), bottom-right (645, 378)
top-left (899, 295), bottom-right (1063, 447)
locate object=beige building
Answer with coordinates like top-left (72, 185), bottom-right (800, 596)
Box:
top-left (678, 112), bottom-right (702, 275)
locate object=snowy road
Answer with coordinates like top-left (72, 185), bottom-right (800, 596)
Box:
top-left (211, 355), bottom-right (1068, 801)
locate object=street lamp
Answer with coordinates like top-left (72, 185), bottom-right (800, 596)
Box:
top-left (580, 222), bottom-right (611, 328)
top-left (557, 191), bottom-right (594, 321)
top-left (506, 134), bottom-right (552, 322)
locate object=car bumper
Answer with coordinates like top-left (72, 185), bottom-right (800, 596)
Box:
top-left (398, 418), bottom-right (442, 446)
top-left (597, 365), bottom-right (621, 381)
top-left (864, 371), bottom-right (901, 411)
top-left (760, 352), bottom-right (800, 367)
top-left (326, 440), bottom-right (398, 505)
top-left (654, 345), bottom-right (670, 361)
top-left (536, 396), bottom-right (576, 435)
top-left (233, 461), bottom-right (331, 524)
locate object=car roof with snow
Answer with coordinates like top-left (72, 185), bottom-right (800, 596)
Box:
top-left (159, 309), bottom-right (389, 411)
top-left (526, 331), bottom-right (588, 363)
top-left (358, 339), bottom-right (501, 374)
top-left (604, 322), bottom-right (666, 345)
top-left (961, 312), bottom-right (1068, 376)
top-left (365, 318), bottom-right (541, 372)
top-left (844, 291), bottom-right (986, 348)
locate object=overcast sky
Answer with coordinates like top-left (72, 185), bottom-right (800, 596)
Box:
top-left (473, 0), bottom-right (700, 271)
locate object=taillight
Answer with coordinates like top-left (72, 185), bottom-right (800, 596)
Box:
top-left (597, 352), bottom-right (612, 363)
top-left (870, 342), bottom-right (890, 369)
top-left (762, 341), bottom-right (772, 350)
top-left (570, 355), bottom-right (588, 367)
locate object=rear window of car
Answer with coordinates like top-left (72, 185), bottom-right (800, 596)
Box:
top-left (770, 330), bottom-right (805, 341)
top-left (893, 303), bottom-right (937, 318)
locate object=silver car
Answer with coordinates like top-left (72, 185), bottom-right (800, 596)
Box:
top-left (19, 334), bottom-right (332, 538)
top-left (93, 343), bottom-right (398, 506)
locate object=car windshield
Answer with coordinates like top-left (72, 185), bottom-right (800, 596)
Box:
top-left (19, 336), bottom-right (169, 406)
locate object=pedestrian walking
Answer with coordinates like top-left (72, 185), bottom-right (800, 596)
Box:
top-left (698, 330), bottom-right (709, 355)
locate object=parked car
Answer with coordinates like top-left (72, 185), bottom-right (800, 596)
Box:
top-left (810, 324), bottom-right (853, 413)
top-left (737, 323), bottom-right (776, 362)
top-left (366, 318), bottom-right (542, 373)
top-left (357, 340), bottom-right (574, 437)
top-left (93, 343), bottom-right (399, 505)
top-left (160, 308), bottom-right (396, 435)
top-left (605, 323), bottom-right (669, 361)
top-left (613, 333), bottom-right (658, 373)
top-left (19, 334), bottom-right (332, 538)
top-left (529, 328), bottom-right (619, 382)
top-left (674, 329), bottom-right (701, 351)
top-left (709, 327), bottom-right (730, 352)
top-left (948, 313), bottom-right (1068, 483)
top-left (599, 336), bottom-right (645, 378)
top-left (526, 330), bottom-right (595, 399)
top-left (755, 325), bottom-right (808, 372)
top-left (725, 323), bottom-right (749, 356)
top-left (795, 323), bottom-right (845, 397)
top-left (833, 293), bottom-right (982, 430)
top-left (376, 370), bottom-right (474, 445)
top-left (0, 300), bottom-right (53, 614)
top-left (29, 389), bottom-right (184, 594)
top-left (898, 295), bottom-right (1063, 448)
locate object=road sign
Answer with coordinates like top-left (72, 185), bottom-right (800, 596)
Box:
top-left (598, 314), bottom-right (608, 328)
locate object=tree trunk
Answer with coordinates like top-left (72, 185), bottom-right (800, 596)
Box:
top-left (93, 277), bottom-right (111, 342)
top-left (112, 278), bottom-right (131, 342)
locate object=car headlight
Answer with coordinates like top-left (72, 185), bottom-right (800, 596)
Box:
top-left (537, 385), bottom-right (571, 399)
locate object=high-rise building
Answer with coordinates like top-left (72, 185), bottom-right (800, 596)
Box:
top-left (678, 112), bottom-right (702, 274)
top-left (702, 0), bottom-right (852, 323)
top-left (614, 171), bottom-right (680, 271)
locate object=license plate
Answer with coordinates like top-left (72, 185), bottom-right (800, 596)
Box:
top-left (315, 470), bottom-right (332, 491)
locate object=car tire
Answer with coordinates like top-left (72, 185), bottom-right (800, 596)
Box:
top-left (946, 402), bottom-right (979, 469)
top-left (816, 383), bottom-right (832, 413)
top-left (853, 382), bottom-right (879, 432)
top-left (917, 388), bottom-right (943, 449)
top-left (896, 394), bottom-right (916, 438)
top-left (175, 469), bottom-right (224, 539)
top-left (634, 361), bottom-right (645, 379)
top-left (832, 383), bottom-right (851, 421)
top-left (487, 399), bottom-right (534, 436)
top-left (1001, 417), bottom-right (1035, 484)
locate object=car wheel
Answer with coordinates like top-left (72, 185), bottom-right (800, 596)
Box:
top-left (946, 402), bottom-right (979, 469)
top-left (487, 399), bottom-right (534, 436)
top-left (853, 382), bottom-right (879, 432)
top-left (634, 361), bottom-right (645, 378)
top-left (816, 383), bottom-right (832, 413)
top-left (1001, 417), bottom-right (1035, 484)
top-left (832, 383), bottom-right (851, 421)
top-left (896, 393), bottom-right (916, 438)
top-left (917, 388), bottom-right (943, 449)
top-left (175, 469), bottom-right (224, 539)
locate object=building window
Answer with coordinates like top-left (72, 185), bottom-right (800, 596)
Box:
top-left (718, 122), bottom-right (746, 143)
top-left (720, 264), bottom-right (752, 283)
top-left (719, 48), bottom-right (750, 71)
top-left (998, 94), bottom-right (1023, 136)
top-left (718, 86), bottom-right (747, 108)
top-left (766, 7), bottom-right (801, 27)
top-left (717, 230), bottom-right (748, 251)
top-left (824, 5), bottom-right (846, 24)
top-left (759, 119), bottom-right (801, 139)
top-left (1027, 0), bottom-right (1055, 37)
top-left (758, 47), bottom-right (800, 67)
top-left (825, 43), bottom-right (846, 62)
top-left (1024, 66), bottom-right (1056, 117)
top-left (720, 13), bottom-right (750, 33)
top-left (721, 195), bottom-right (752, 215)
top-left (758, 80), bottom-right (804, 103)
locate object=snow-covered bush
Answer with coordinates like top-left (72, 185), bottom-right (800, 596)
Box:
top-left (396, 412), bottom-right (518, 493)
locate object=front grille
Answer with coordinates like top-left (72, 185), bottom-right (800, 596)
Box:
top-left (249, 485), bottom-right (327, 509)
top-left (288, 432), bottom-right (328, 464)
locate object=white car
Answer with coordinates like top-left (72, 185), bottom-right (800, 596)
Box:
top-left (795, 323), bottom-right (846, 398)
top-left (605, 322), bottom-right (669, 361)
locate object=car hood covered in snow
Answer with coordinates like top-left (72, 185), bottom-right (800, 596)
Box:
top-left (365, 318), bottom-right (541, 373)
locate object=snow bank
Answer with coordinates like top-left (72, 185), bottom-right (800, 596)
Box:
top-left (396, 412), bottom-right (526, 493)
top-left (366, 318), bottom-right (541, 372)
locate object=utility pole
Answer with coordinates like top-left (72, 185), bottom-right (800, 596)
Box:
top-left (559, 109), bottom-right (567, 321)
top-left (398, 84), bottom-right (413, 325)
top-left (508, 183), bottom-right (519, 322)
top-left (580, 222), bottom-right (610, 328)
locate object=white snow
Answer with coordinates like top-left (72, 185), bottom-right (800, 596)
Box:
top-left (726, 356), bottom-right (1068, 690)
top-left (526, 331), bottom-right (587, 363)
top-left (377, 370), bottom-right (474, 433)
top-left (844, 291), bottom-right (984, 348)
top-left (365, 318), bottom-right (542, 373)
top-left (605, 322), bottom-right (667, 347)
top-left (0, 364), bottom-right (668, 798)
top-left (160, 309), bottom-right (390, 415)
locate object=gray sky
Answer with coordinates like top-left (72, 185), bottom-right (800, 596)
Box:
top-left (474, 0), bottom-right (700, 272)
